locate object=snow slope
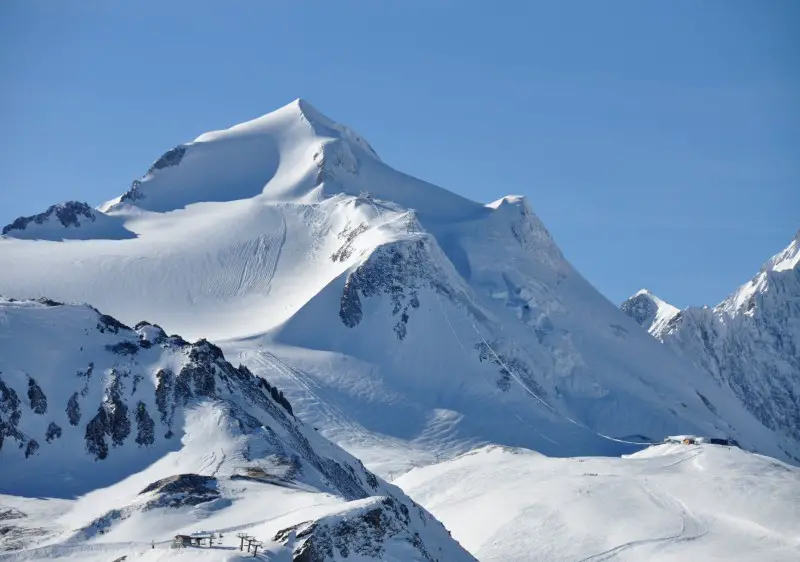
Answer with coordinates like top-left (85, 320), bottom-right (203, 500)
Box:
top-left (0, 299), bottom-right (474, 561)
top-left (0, 99), bottom-right (795, 472)
top-left (622, 233), bottom-right (800, 462)
top-left (397, 443), bottom-right (800, 561)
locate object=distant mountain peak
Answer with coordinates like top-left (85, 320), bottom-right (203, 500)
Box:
top-left (622, 231), bottom-right (800, 462)
top-left (1, 201), bottom-right (134, 241)
top-left (621, 289), bottom-right (679, 334)
top-left (766, 232), bottom-right (800, 273)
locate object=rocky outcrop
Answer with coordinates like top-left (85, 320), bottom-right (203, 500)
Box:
top-left (273, 496), bottom-right (448, 562)
top-left (0, 299), bottom-right (383, 505)
top-left (2, 202), bottom-right (97, 235)
top-left (139, 473), bottom-right (219, 508)
top-left (338, 238), bottom-right (429, 340)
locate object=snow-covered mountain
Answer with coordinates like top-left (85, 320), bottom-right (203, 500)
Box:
top-left (1, 201), bottom-right (135, 241)
top-left (619, 289), bottom-right (680, 336)
top-left (397, 442), bottom-right (800, 561)
top-left (0, 298), bottom-right (474, 561)
top-left (0, 99), bottom-right (795, 472)
top-left (622, 233), bottom-right (800, 462)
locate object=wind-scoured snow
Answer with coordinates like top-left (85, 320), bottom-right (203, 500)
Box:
top-left (397, 443), bottom-right (800, 561)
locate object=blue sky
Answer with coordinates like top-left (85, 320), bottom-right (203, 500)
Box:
top-left (1, 0), bottom-right (797, 307)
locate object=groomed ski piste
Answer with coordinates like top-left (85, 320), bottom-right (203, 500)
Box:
top-left (397, 442), bottom-right (800, 561)
top-left (1, 99), bottom-right (799, 561)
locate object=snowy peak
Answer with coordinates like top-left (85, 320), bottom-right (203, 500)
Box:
top-left (97, 98), bottom-right (487, 220)
top-left (1, 201), bottom-right (134, 241)
top-left (293, 97), bottom-right (381, 160)
top-left (766, 230), bottom-right (800, 273)
top-left (192, 98), bottom-right (378, 161)
top-left (626, 232), bottom-right (800, 462)
top-left (719, 233), bottom-right (800, 316)
top-left (620, 288), bottom-right (680, 335)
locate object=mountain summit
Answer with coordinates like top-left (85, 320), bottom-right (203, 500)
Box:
top-left (621, 235), bottom-right (800, 462)
top-left (620, 289), bottom-right (680, 335)
top-left (1, 100), bottom-right (795, 472)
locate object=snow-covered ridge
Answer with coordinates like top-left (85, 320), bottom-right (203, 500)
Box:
top-left (0, 297), bottom-right (474, 560)
top-left (1, 202), bottom-right (134, 241)
top-left (621, 233), bottom-right (800, 462)
top-left (719, 230), bottom-right (800, 316)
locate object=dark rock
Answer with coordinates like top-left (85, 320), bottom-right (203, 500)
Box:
top-left (27, 377), bottom-right (47, 415)
top-left (154, 369), bottom-right (173, 428)
top-left (176, 340), bottom-right (223, 398)
top-left (34, 297), bottom-right (62, 307)
top-left (119, 180), bottom-right (145, 204)
top-left (45, 422), bottom-right (62, 443)
top-left (331, 223), bottom-right (369, 262)
top-left (66, 392), bottom-right (81, 426)
top-left (620, 293), bottom-right (659, 327)
top-left (105, 341), bottom-right (139, 356)
top-left (85, 407), bottom-right (109, 460)
top-left (140, 473), bottom-right (217, 496)
top-left (147, 145), bottom-right (186, 174)
top-left (138, 474), bottom-right (219, 508)
top-left (84, 372), bottom-right (131, 459)
top-left (2, 201), bottom-right (96, 235)
top-left (257, 376), bottom-right (294, 416)
top-left (338, 240), bottom-right (431, 339)
top-left (24, 439), bottom-right (39, 458)
top-left (273, 496), bottom-right (436, 562)
top-left (106, 374), bottom-right (131, 447)
top-left (0, 508), bottom-right (26, 521)
top-left (340, 277), bottom-right (363, 328)
top-left (134, 402), bottom-right (154, 447)
top-left (95, 313), bottom-right (131, 334)
top-left (0, 377), bottom-right (23, 452)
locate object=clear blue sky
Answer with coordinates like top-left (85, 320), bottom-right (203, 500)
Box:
top-left (1, 1), bottom-right (797, 308)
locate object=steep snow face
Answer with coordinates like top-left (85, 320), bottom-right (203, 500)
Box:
top-left (1, 202), bottom-right (134, 241)
top-left (0, 99), bottom-right (794, 472)
top-left (397, 444), bottom-right (800, 561)
top-left (0, 299), bottom-right (474, 561)
top-left (620, 289), bottom-right (680, 335)
top-left (622, 235), bottom-right (800, 462)
top-left (719, 230), bottom-right (800, 316)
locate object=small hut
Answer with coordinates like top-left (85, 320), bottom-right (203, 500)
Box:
top-left (172, 535), bottom-right (192, 548)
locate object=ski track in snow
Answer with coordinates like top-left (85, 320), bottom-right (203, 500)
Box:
top-left (243, 349), bottom-right (376, 445)
top-left (398, 444), bottom-right (800, 562)
top-left (578, 479), bottom-right (709, 561)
